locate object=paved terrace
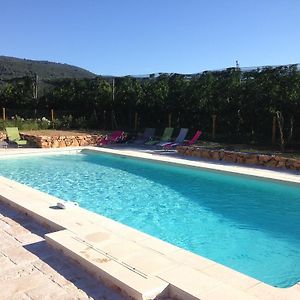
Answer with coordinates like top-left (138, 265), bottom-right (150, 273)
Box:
top-left (0, 201), bottom-right (124, 300)
top-left (0, 146), bottom-right (300, 300)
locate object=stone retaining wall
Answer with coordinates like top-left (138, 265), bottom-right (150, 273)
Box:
top-left (0, 132), bottom-right (6, 141)
top-left (21, 133), bottom-right (102, 148)
top-left (177, 146), bottom-right (300, 171)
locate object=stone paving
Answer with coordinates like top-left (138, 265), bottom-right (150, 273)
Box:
top-left (0, 201), bottom-right (124, 300)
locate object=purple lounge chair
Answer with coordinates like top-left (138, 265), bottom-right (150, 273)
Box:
top-left (163, 130), bottom-right (202, 150)
top-left (97, 131), bottom-right (125, 146)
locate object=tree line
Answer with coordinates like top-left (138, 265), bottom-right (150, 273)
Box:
top-left (0, 64), bottom-right (300, 150)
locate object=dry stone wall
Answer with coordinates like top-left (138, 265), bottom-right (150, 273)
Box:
top-left (177, 146), bottom-right (300, 171)
top-left (20, 133), bottom-right (102, 148)
top-left (0, 132), bottom-right (6, 141)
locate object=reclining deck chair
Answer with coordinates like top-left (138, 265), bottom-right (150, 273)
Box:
top-left (163, 130), bottom-right (202, 150)
top-left (134, 128), bottom-right (155, 144)
top-left (97, 131), bottom-right (125, 146)
top-left (159, 128), bottom-right (188, 147)
top-left (5, 127), bottom-right (27, 147)
top-left (145, 127), bottom-right (174, 145)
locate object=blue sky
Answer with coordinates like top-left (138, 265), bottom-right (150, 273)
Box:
top-left (1, 0), bottom-right (300, 76)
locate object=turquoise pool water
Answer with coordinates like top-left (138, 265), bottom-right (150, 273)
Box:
top-left (0, 150), bottom-right (300, 287)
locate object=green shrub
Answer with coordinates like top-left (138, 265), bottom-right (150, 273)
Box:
top-left (74, 116), bottom-right (88, 129)
top-left (0, 115), bottom-right (51, 131)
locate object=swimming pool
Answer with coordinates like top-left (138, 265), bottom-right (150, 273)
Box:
top-left (0, 150), bottom-right (299, 288)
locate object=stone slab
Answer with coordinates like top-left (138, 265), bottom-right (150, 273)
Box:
top-left (45, 229), bottom-right (169, 300)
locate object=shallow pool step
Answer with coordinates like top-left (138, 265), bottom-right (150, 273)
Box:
top-left (45, 229), bottom-right (169, 300)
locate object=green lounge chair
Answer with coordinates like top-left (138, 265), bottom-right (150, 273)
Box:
top-left (145, 127), bottom-right (174, 145)
top-left (5, 127), bottom-right (28, 147)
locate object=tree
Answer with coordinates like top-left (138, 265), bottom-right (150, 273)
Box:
top-left (166, 74), bottom-right (189, 127)
top-left (115, 77), bottom-right (143, 128)
top-left (140, 75), bottom-right (169, 127)
top-left (266, 65), bottom-right (300, 151)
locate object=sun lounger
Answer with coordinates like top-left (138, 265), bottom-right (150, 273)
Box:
top-left (97, 131), bottom-right (125, 146)
top-left (163, 130), bottom-right (202, 150)
top-left (134, 128), bottom-right (155, 144)
top-left (145, 127), bottom-right (174, 145)
top-left (158, 128), bottom-right (188, 147)
top-left (5, 127), bottom-right (28, 147)
top-left (0, 141), bottom-right (8, 148)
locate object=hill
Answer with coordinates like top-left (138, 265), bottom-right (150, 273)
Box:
top-left (0, 56), bottom-right (96, 80)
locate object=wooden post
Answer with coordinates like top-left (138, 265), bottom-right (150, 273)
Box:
top-left (33, 74), bottom-right (38, 100)
top-left (51, 109), bottom-right (54, 129)
top-left (51, 109), bottom-right (54, 122)
top-left (134, 112), bottom-right (138, 130)
top-left (168, 113), bottom-right (172, 127)
top-left (2, 107), bottom-right (5, 121)
top-left (212, 114), bottom-right (216, 140)
top-left (272, 116), bottom-right (276, 144)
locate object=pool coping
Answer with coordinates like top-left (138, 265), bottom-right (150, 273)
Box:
top-left (85, 147), bottom-right (300, 184)
top-left (0, 146), bottom-right (300, 299)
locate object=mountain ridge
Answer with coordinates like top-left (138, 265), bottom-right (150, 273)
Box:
top-left (0, 55), bottom-right (96, 80)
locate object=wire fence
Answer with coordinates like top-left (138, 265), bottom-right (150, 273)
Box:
top-left (1, 107), bottom-right (300, 148)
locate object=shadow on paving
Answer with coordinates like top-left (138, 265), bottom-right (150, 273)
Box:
top-left (0, 202), bottom-right (124, 300)
top-left (24, 241), bottom-right (124, 300)
top-left (0, 201), bottom-right (50, 236)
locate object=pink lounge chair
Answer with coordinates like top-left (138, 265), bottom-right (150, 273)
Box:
top-left (163, 130), bottom-right (202, 150)
top-left (97, 131), bottom-right (125, 146)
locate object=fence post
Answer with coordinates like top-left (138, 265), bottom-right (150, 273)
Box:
top-left (51, 109), bottom-right (54, 129)
top-left (212, 114), bottom-right (216, 140)
top-left (51, 109), bottom-right (54, 122)
top-left (134, 112), bottom-right (138, 130)
top-left (168, 113), bottom-right (172, 127)
top-left (272, 116), bottom-right (276, 144)
top-left (2, 108), bottom-right (6, 121)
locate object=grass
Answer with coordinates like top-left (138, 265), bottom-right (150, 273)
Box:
top-left (0, 118), bottom-right (51, 131)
